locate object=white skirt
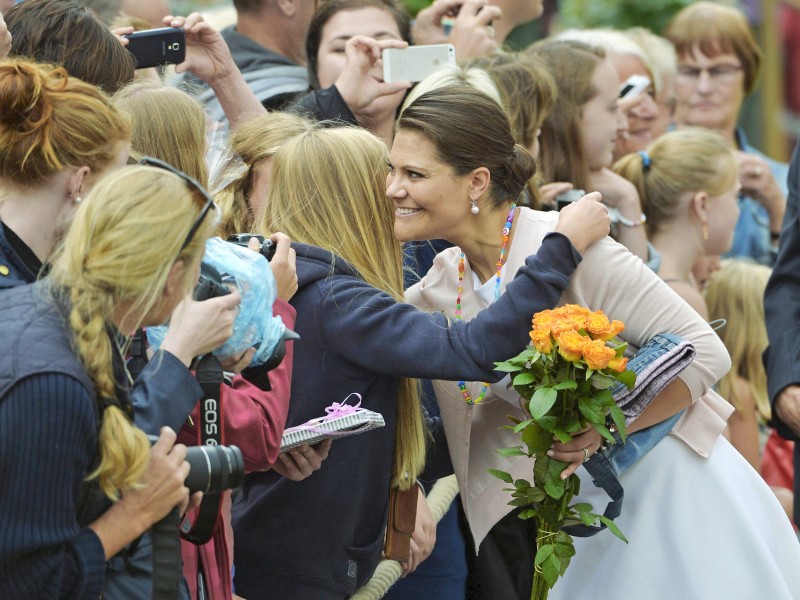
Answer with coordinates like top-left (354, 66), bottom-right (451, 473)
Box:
top-left (550, 435), bottom-right (800, 600)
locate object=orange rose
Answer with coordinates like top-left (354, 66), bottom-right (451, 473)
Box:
top-left (530, 327), bottom-right (553, 354)
top-left (586, 311), bottom-right (625, 341)
top-left (533, 310), bottom-right (556, 330)
top-left (556, 330), bottom-right (588, 362)
top-left (607, 356), bottom-right (629, 373)
top-left (582, 339), bottom-right (616, 370)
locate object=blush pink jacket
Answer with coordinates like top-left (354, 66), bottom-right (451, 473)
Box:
top-left (405, 208), bottom-right (731, 547)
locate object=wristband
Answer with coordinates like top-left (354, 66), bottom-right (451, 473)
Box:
top-left (770, 230), bottom-right (781, 242)
top-left (608, 207), bottom-right (647, 228)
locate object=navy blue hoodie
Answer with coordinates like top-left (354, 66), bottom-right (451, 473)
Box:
top-left (232, 234), bottom-right (580, 599)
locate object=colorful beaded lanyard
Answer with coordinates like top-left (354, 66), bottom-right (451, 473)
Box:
top-left (455, 203), bottom-right (517, 405)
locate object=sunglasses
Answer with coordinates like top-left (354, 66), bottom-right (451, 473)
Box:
top-left (137, 156), bottom-right (220, 250)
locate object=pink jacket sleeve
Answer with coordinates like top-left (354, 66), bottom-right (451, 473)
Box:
top-left (179, 299), bottom-right (296, 473)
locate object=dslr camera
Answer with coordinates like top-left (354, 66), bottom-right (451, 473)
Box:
top-left (147, 435), bottom-right (244, 495)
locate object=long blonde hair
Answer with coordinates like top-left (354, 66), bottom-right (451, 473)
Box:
top-left (112, 79), bottom-right (209, 184)
top-left (613, 128), bottom-right (738, 237)
top-left (261, 126), bottom-right (426, 488)
top-left (48, 166), bottom-right (213, 499)
top-left (704, 259), bottom-right (772, 421)
top-left (214, 111), bottom-right (312, 239)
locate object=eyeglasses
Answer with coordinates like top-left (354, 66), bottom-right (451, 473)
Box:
top-left (137, 156), bottom-right (220, 250)
top-left (676, 64), bottom-right (743, 85)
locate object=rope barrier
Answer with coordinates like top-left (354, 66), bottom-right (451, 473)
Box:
top-left (352, 475), bottom-right (460, 600)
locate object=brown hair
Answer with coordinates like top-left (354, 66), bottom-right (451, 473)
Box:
top-left (396, 85), bottom-right (535, 210)
top-left (665, 1), bottom-right (761, 94)
top-left (0, 59), bottom-right (131, 187)
top-left (5, 0), bottom-right (135, 94)
top-left (613, 128), bottom-right (738, 237)
top-left (306, 0), bottom-right (411, 89)
top-left (471, 52), bottom-right (557, 153)
top-left (526, 39), bottom-right (604, 192)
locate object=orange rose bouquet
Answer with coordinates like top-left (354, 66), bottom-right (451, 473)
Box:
top-left (491, 305), bottom-right (636, 600)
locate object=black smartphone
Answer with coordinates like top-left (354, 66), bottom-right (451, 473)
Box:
top-left (124, 27), bottom-right (185, 69)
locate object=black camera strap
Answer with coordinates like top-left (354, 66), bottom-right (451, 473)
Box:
top-left (180, 353), bottom-right (225, 546)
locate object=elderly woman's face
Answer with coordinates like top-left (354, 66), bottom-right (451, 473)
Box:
top-left (673, 46), bottom-right (745, 134)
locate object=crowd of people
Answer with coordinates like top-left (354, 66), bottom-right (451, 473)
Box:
top-left (1, 0), bottom-right (800, 599)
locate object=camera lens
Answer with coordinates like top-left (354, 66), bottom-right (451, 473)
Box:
top-left (184, 445), bottom-right (245, 494)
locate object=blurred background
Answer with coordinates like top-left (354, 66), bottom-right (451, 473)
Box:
top-left (178, 0), bottom-right (797, 164)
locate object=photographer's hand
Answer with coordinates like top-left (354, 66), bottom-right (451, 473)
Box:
top-left (335, 36), bottom-right (411, 122)
top-left (269, 232), bottom-right (298, 302)
top-left (221, 348), bottom-right (256, 375)
top-left (553, 192), bottom-right (610, 254)
top-left (164, 13), bottom-right (266, 127)
top-left (88, 427), bottom-right (192, 559)
top-left (161, 288), bottom-right (241, 367)
top-left (539, 182), bottom-right (574, 210)
top-left (449, 0), bottom-right (502, 61)
top-left (776, 385), bottom-right (800, 437)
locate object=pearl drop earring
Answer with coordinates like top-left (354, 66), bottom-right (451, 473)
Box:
top-left (470, 199), bottom-right (480, 215)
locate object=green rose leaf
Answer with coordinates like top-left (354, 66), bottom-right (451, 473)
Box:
top-left (513, 372), bottom-right (536, 386)
top-left (615, 368), bottom-right (636, 390)
top-left (487, 468), bottom-right (514, 484)
top-left (493, 360), bottom-right (520, 373)
top-left (513, 418), bottom-right (535, 433)
top-left (496, 446), bottom-right (526, 457)
top-left (589, 373), bottom-right (616, 389)
top-left (608, 404), bottom-right (627, 443)
top-left (534, 544), bottom-right (554, 566)
top-left (542, 553), bottom-right (561, 587)
top-left (544, 479), bottom-right (565, 499)
top-left (521, 423), bottom-right (552, 455)
top-left (553, 380), bottom-right (578, 391)
top-left (529, 386), bottom-right (558, 420)
top-left (600, 516), bottom-right (628, 543)
top-left (554, 542), bottom-right (576, 558)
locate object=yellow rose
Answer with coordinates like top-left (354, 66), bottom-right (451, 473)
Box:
top-left (582, 339), bottom-right (616, 370)
top-left (607, 356), bottom-right (629, 373)
top-left (556, 330), bottom-right (588, 362)
top-left (530, 327), bottom-right (553, 354)
top-left (533, 310), bottom-right (556, 330)
top-left (586, 311), bottom-right (625, 341)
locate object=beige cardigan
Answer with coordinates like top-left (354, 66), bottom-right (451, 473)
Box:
top-left (405, 208), bottom-right (732, 547)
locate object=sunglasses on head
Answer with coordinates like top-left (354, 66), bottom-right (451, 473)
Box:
top-left (137, 156), bottom-right (220, 250)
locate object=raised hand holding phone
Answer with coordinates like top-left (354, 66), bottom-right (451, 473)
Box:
top-left (382, 44), bottom-right (456, 83)
top-left (335, 36), bottom-right (412, 118)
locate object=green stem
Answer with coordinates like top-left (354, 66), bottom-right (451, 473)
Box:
top-left (531, 522), bottom-right (558, 600)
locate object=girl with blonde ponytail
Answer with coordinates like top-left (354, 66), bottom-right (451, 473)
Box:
top-left (0, 165), bottom-right (226, 598)
top-left (613, 127), bottom-right (740, 319)
top-left (230, 120), bottom-right (609, 599)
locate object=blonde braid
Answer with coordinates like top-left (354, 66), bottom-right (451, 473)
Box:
top-left (68, 283), bottom-right (149, 500)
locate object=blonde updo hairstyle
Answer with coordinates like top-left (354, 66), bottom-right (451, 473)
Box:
top-left (612, 128), bottom-right (738, 237)
top-left (214, 111), bottom-right (313, 239)
top-left (261, 126), bottom-right (426, 489)
top-left (112, 79), bottom-right (209, 184)
top-left (0, 59), bottom-right (131, 187)
top-left (48, 166), bottom-right (214, 499)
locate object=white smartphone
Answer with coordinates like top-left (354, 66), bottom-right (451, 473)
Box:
top-left (383, 44), bottom-right (456, 83)
top-left (619, 74), bottom-right (651, 99)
